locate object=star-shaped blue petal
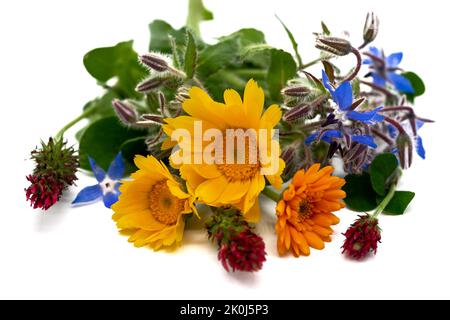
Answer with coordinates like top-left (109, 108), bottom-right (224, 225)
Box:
top-left (365, 47), bottom-right (414, 94)
top-left (72, 152), bottom-right (125, 209)
top-left (346, 107), bottom-right (384, 124)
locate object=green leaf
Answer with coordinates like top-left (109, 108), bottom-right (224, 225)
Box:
top-left (83, 41), bottom-right (147, 98)
top-left (186, 0), bottom-right (214, 36)
top-left (119, 137), bottom-right (149, 172)
top-left (79, 117), bottom-right (147, 175)
top-left (402, 72), bottom-right (425, 102)
top-left (197, 38), bottom-right (239, 78)
top-left (275, 15), bottom-right (302, 67)
top-left (149, 20), bottom-right (186, 53)
top-left (75, 91), bottom-right (119, 141)
top-left (184, 31), bottom-right (198, 79)
top-left (369, 153), bottom-right (399, 196)
top-left (343, 173), bottom-right (378, 212)
top-left (382, 191), bottom-right (415, 215)
top-left (84, 91), bottom-right (118, 120)
top-left (232, 28), bottom-right (270, 68)
top-left (197, 28), bottom-right (266, 79)
top-left (230, 28), bottom-right (266, 47)
top-left (196, 28), bottom-right (269, 101)
top-left (267, 49), bottom-right (297, 101)
top-left (240, 43), bottom-right (273, 60)
top-left (321, 21), bottom-right (331, 35)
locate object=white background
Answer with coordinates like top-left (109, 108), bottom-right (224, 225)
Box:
top-left (0, 0), bottom-right (448, 299)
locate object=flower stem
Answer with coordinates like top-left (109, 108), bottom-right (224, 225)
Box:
top-left (371, 170), bottom-right (400, 220)
top-left (360, 80), bottom-right (395, 98)
top-left (55, 107), bottom-right (95, 140)
top-left (341, 47), bottom-right (362, 83)
top-left (186, 0), bottom-right (212, 38)
top-left (262, 187), bottom-right (281, 202)
top-left (300, 57), bottom-right (323, 70)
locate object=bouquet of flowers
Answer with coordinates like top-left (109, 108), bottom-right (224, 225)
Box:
top-left (25, 0), bottom-right (431, 271)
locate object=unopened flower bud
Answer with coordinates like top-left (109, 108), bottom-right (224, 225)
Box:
top-left (282, 86), bottom-right (311, 97)
top-left (137, 114), bottom-right (164, 125)
top-left (363, 12), bottom-right (379, 45)
top-left (283, 103), bottom-right (311, 122)
top-left (175, 86), bottom-right (191, 104)
top-left (396, 132), bottom-right (413, 169)
top-left (136, 77), bottom-right (166, 93)
top-left (139, 53), bottom-right (169, 72)
top-left (315, 35), bottom-right (352, 56)
top-left (281, 147), bottom-right (295, 164)
top-left (112, 99), bottom-right (138, 125)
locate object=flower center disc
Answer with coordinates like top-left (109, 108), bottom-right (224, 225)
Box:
top-left (297, 199), bottom-right (312, 221)
top-left (148, 180), bottom-right (184, 225)
top-left (216, 134), bottom-right (260, 182)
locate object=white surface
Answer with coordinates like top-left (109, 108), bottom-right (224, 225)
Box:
top-left (0, 0), bottom-right (448, 299)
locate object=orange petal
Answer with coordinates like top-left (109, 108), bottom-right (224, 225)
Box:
top-left (312, 225), bottom-right (333, 237)
top-left (303, 231), bottom-right (325, 250)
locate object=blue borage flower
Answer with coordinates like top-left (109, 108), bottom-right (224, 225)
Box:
top-left (72, 152), bottom-right (125, 208)
top-left (305, 130), bottom-right (377, 149)
top-left (322, 70), bottom-right (384, 124)
top-left (388, 120), bottom-right (426, 159)
top-left (363, 47), bottom-right (414, 94)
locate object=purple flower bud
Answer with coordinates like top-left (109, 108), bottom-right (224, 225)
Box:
top-left (139, 53), bottom-right (169, 72)
top-left (281, 147), bottom-right (295, 164)
top-left (363, 12), bottom-right (379, 45)
top-left (315, 35), bottom-right (352, 56)
top-left (112, 99), bottom-right (138, 125)
top-left (138, 114), bottom-right (164, 125)
top-left (344, 143), bottom-right (367, 162)
top-left (282, 86), bottom-right (311, 97)
top-left (136, 77), bottom-right (166, 93)
top-left (283, 103), bottom-right (311, 122)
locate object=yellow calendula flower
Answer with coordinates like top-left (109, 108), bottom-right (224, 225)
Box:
top-left (111, 155), bottom-right (197, 250)
top-left (162, 79), bottom-right (284, 222)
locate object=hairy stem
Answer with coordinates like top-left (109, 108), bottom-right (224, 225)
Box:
top-left (360, 80), bottom-right (395, 98)
top-left (341, 47), bottom-right (362, 83)
top-left (55, 107), bottom-right (95, 140)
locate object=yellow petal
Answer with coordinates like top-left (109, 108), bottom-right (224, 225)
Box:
top-left (241, 175), bottom-right (265, 213)
top-left (191, 164), bottom-right (222, 179)
top-left (265, 158), bottom-right (285, 190)
top-left (244, 199), bottom-right (260, 223)
top-left (195, 176), bottom-right (228, 204)
top-left (243, 79), bottom-right (265, 128)
top-left (161, 138), bottom-right (177, 150)
top-left (260, 104), bottom-right (281, 129)
top-left (182, 87), bottom-right (227, 129)
top-left (219, 179), bottom-right (251, 203)
top-left (166, 180), bottom-right (190, 199)
top-left (180, 165), bottom-right (205, 195)
top-left (223, 88), bottom-right (242, 106)
top-left (115, 211), bottom-right (164, 231)
top-left (134, 155), bottom-right (171, 179)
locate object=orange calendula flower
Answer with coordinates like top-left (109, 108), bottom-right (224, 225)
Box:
top-left (111, 155), bottom-right (197, 250)
top-left (275, 164), bottom-right (346, 257)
